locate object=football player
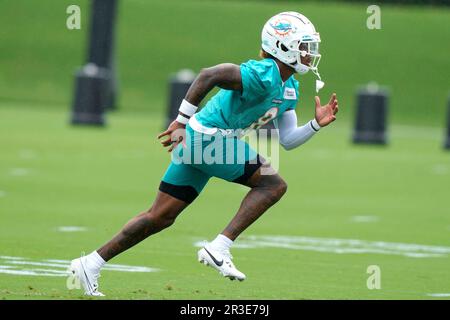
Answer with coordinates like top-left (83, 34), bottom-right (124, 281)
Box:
top-left (69, 11), bottom-right (338, 296)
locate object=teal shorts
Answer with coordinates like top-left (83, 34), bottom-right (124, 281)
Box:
top-left (160, 124), bottom-right (263, 203)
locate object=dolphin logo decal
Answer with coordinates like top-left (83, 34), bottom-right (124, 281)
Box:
top-left (270, 19), bottom-right (293, 36)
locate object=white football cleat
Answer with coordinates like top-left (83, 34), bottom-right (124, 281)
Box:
top-left (197, 245), bottom-right (246, 281)
top-left (68, 256), bottom-right (105, 297)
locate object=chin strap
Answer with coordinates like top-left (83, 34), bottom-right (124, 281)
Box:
top-left (293, 62), bottom-right (325, 93)
top-left (316, 80), bottom-right (325, 93)
top-left (291, 61), bottom-right (325, 93)
top-left (312, 69), bottom-right (325, 93)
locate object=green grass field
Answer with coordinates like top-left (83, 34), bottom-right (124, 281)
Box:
top-left (1, 102), bottom-right (449, 300)
top-left (1, 0), bottom-right (450, 300)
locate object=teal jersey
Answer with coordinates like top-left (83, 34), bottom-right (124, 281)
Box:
top-left (194, 58), bottom-right (299, 131)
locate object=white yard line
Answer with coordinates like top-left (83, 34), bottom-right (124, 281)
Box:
top-left (0, 266), bottom-right (67, 277)
top-left (350, 215), bottom-right (379, 223)
top-left (194, 235), bottom-right (450, 258)
top-left (432, 164), bottom-right (449, 175)
top-left (56, 226), bottom-right (88, 232)
top-left (9, 168), bottom-right (30, 176)
top-left (19, 149), bottom-right (37, 160)
top-left (0, 255), bottom-right (160, 277)
top-left (426, 293), bottom-right (450, 297)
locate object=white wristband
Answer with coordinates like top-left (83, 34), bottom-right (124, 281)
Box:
top-left (179, 99), bottom-right (198, 117)
top-left (310, 118), bottom-right (321, 132)
top-left (176, 114), bottom-right (189, 125)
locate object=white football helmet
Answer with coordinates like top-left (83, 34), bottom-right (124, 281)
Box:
top-left (261, 11), bottom-right (324, 90)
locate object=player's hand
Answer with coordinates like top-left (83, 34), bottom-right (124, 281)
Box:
top-left (314, 93), bottom-right (339, 127)
top-left (157, 120), bottom-right (186, 152)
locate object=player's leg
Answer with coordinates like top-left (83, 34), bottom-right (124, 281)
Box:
top-left (69, 156), bottom-right (210, 296)
top-left (195, 133), bottom-right (287, 280)
top-left (96, 129), bottom-right (210, 262)
top-left (68, 190), bottom-right (189, 296)
top-left (96, 190), bottom-right (190, 262)
top-left (197, 156), bottom-right (286, 281)
top-left (221, 161), bottom-right (287, 241)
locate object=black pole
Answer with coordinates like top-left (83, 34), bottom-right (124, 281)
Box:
top-left (353, 83), bottom-right (388, 145)
top-left (71, 64), bottom-right (110, 125)
top-left (70, 0), bottom-right (118, 126)
top-left (445, 95), bottom-right (450, 150)
top-left (166, 69), bottom-right (196, 128)
top-left (87, 0), bottom-right (118, 110)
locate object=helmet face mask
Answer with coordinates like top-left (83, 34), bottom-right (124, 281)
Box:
top-left (261, 12), bottom-right (322, 79)
top-left (295, 40), bottom-right (321, 76)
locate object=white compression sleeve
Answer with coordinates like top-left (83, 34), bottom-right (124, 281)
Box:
top-left (274, 109), bottom-right (320, 151)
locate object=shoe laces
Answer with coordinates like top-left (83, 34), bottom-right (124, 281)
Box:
top-left (80, 252), bottom-right (101, 286)
top-left (93, 272), bottom-right (101, 282)
top-left (218, 248), bottom-right (233, 260)
top-left (206, 243), bottom-right (233, 260)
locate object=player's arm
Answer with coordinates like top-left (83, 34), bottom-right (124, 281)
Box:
top-left (158, 64), bottom-right (242, 152)
top-left (185, 63), bottom-right (242, 105)
top-left (275, 93), bottom-right (338, 151)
